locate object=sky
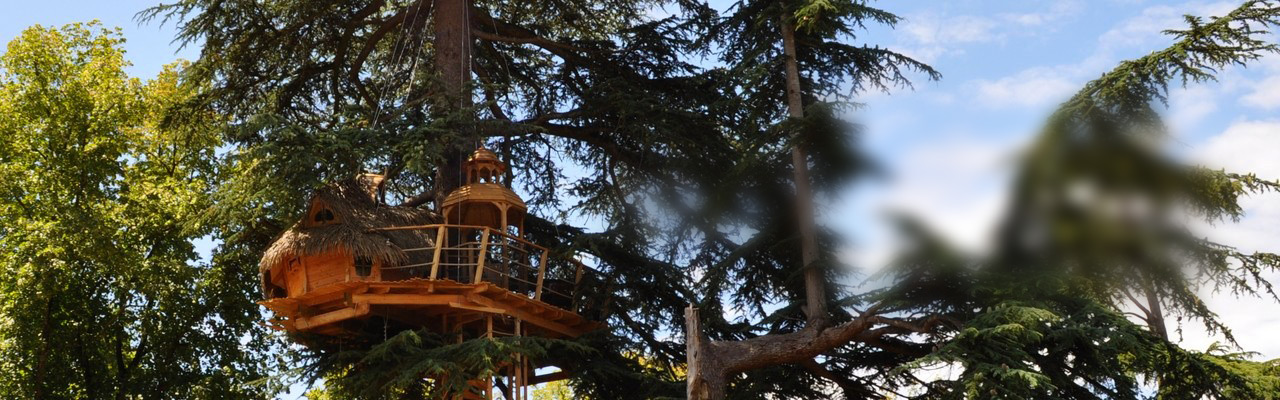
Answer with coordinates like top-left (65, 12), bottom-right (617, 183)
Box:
top-left (3, 0), bottom-right (1279, 395)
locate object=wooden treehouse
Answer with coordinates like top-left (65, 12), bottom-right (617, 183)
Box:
top-left (259, 148), bottom-right (601, 399)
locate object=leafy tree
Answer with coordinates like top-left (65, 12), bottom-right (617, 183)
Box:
top-left (0, 22), bottom-right (278, 398)
top-left (531, 380), bottom-right (574, 400)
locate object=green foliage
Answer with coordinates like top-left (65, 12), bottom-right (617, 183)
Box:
top-left (1195, 344), bottom-right (1280, 399)
top-left (301, 330), bottom-right (591, 399)
top-left (143, 0), bottom-right (936, 396)
top-left (531, 380), bottom-right (575, 400)
top-left (0, 22), bottom-right (276, 398)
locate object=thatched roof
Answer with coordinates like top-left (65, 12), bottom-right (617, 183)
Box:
top-left (259, 175), bottom-right (440, 274)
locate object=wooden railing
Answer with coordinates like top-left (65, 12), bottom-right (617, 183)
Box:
top-left (367, 224), bottom-right (588, 312)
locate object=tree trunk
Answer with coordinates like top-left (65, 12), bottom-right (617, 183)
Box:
top-left (1144, 289), bottom-right (1168, 339)
top-left (686, 306), bottom-right (727, 400)
top-left (685, 305), bottom-right (896, 399)
top-left (684, 5), bottom-right (837, 399)
top-left (434, 0), bottom-right (471, 108)
top-left (779, 2), bottom-right (826, 328)
top-left (33, 297), bottom-right (53, 400)
top-left (432, 0), bottom-right (473, 208)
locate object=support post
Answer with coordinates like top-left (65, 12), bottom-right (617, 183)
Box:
top-left (475, 229), bottom-right (490, 283)
top-left (571, 261), bottom-right (585, 310)
top-left (486, 314), bottom-right (494, 400)
top-left (534, 250), bottom-right (548, 300)
top-left (430, 225), bottom-right (446, 280)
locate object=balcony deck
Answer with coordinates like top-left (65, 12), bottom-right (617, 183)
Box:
top-left (260, 224), bottom-right (601, 338)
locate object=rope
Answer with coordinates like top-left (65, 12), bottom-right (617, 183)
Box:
top-left (370, 0), bottom-right (427, 132)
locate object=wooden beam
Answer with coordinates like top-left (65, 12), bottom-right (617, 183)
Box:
top-left (296, 302), bottom-right (370, 330)
top-left (352, 293), bottom-right (466, 305)
top-left (430, 225), bottom-right (446, 280)
top-left (534, 250), bottom-right (548, 300)
top-left (475, 229), bottom-right (491, 284)
top-left (449, 302), bottom-right (506, 314)
top-left (529, 370), bottom-right (570, 385)
top-left (467, 295), bottom-right (584, 337)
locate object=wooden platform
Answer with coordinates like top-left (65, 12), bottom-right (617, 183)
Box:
top-left (260, 278), bottom-right (601, 339)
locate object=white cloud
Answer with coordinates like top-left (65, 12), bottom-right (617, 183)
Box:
top-left (1179, 120), bottom-right (1280, 358)
top-left (1097, 1), bottom-right (1236, 52)
top-left (882, 135), bottom-right (1019, 252)
top-left (965, 1), bottom-right (1244, 112)
top-left (1240, 75), bottom-right (1280, 109)
top-left (894, 2), bottom-right (1082, 62)
top-left (999, 1), bottom-right (1085, 27)
top-left (1167, 84), bottom-right (1219, 130)
top-left (972, 68), bottom-right (1079, 109)
top-left (1198, 120), bottom-right (1280, 178)
top-left (902, 14), bottom-right (1000, 46)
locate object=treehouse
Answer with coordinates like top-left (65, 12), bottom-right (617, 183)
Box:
top-left (259, 149), bottom-right (601, 399)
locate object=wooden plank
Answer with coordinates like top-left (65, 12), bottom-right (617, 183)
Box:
top-left (451, 302), bottom-right (506, 314)
top-left (295, 302), bottom-right (369, 330)
top-left (529, 370), bottom-right (570, 385)
top-left (467, 295), bottom-right (584, 337)
top-left (534, 250), bottom-right (548, 300)
top-left (287, 259), bottom-right (306, 297)
top-left (572, 261), bottom-right (585, 310)
top-left (352, 293), bottom-right (465, 305)
top-left (474, 229), bottom-right (490, 283)
top-left (430, 225), bottom-right (446, 280)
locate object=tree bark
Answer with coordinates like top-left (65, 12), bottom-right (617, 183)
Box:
top-left (1144, 288), bottom-right (1168, 339)
top-left (431, 0), bottom-right (473, 208)
top-left (686, 307), bottom-right (727, 400)
top-left (686, 305), bottom-right (912, 399)
top-left (33, 297), bottom-right (53, 400)
top-left (779, 1), bottom-right (826, 328)
top-left (434, 0), bottom-right (470, 108)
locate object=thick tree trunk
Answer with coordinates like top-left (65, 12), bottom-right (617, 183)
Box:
top-left (431, 0), bottom-right (473, 208)
top-left (686, 307), bottom-right (727, 400)
top-left (434, 0), bottom-right (471, 107)
top-left (779, 2), bottom-right (826, 328)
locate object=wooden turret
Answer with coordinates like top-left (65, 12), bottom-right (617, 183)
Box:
top-left (257, 149), bottom-right (599, 399)
top-left (442, 148), bottom-right (526, 234)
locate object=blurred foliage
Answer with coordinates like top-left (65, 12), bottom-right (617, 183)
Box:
top-left (880, 1), bottom-right (1280, 398)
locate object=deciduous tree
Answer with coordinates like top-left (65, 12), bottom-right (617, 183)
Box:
top-left (0, 22), bottom-right (277, 399)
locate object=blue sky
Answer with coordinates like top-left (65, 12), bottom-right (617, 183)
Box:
top-left (0, 1), bottom-right (198, 78)
top-left (4, 0), bottom-right (1279, 395)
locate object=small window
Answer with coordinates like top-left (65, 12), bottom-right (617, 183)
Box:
top-left (355, 256), bottom-right (373, 277)
top-left (313, 208), bottom-right (335, 223)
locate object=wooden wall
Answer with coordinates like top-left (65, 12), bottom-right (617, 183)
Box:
top-left (305, 253), bottom-right (354, 291)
